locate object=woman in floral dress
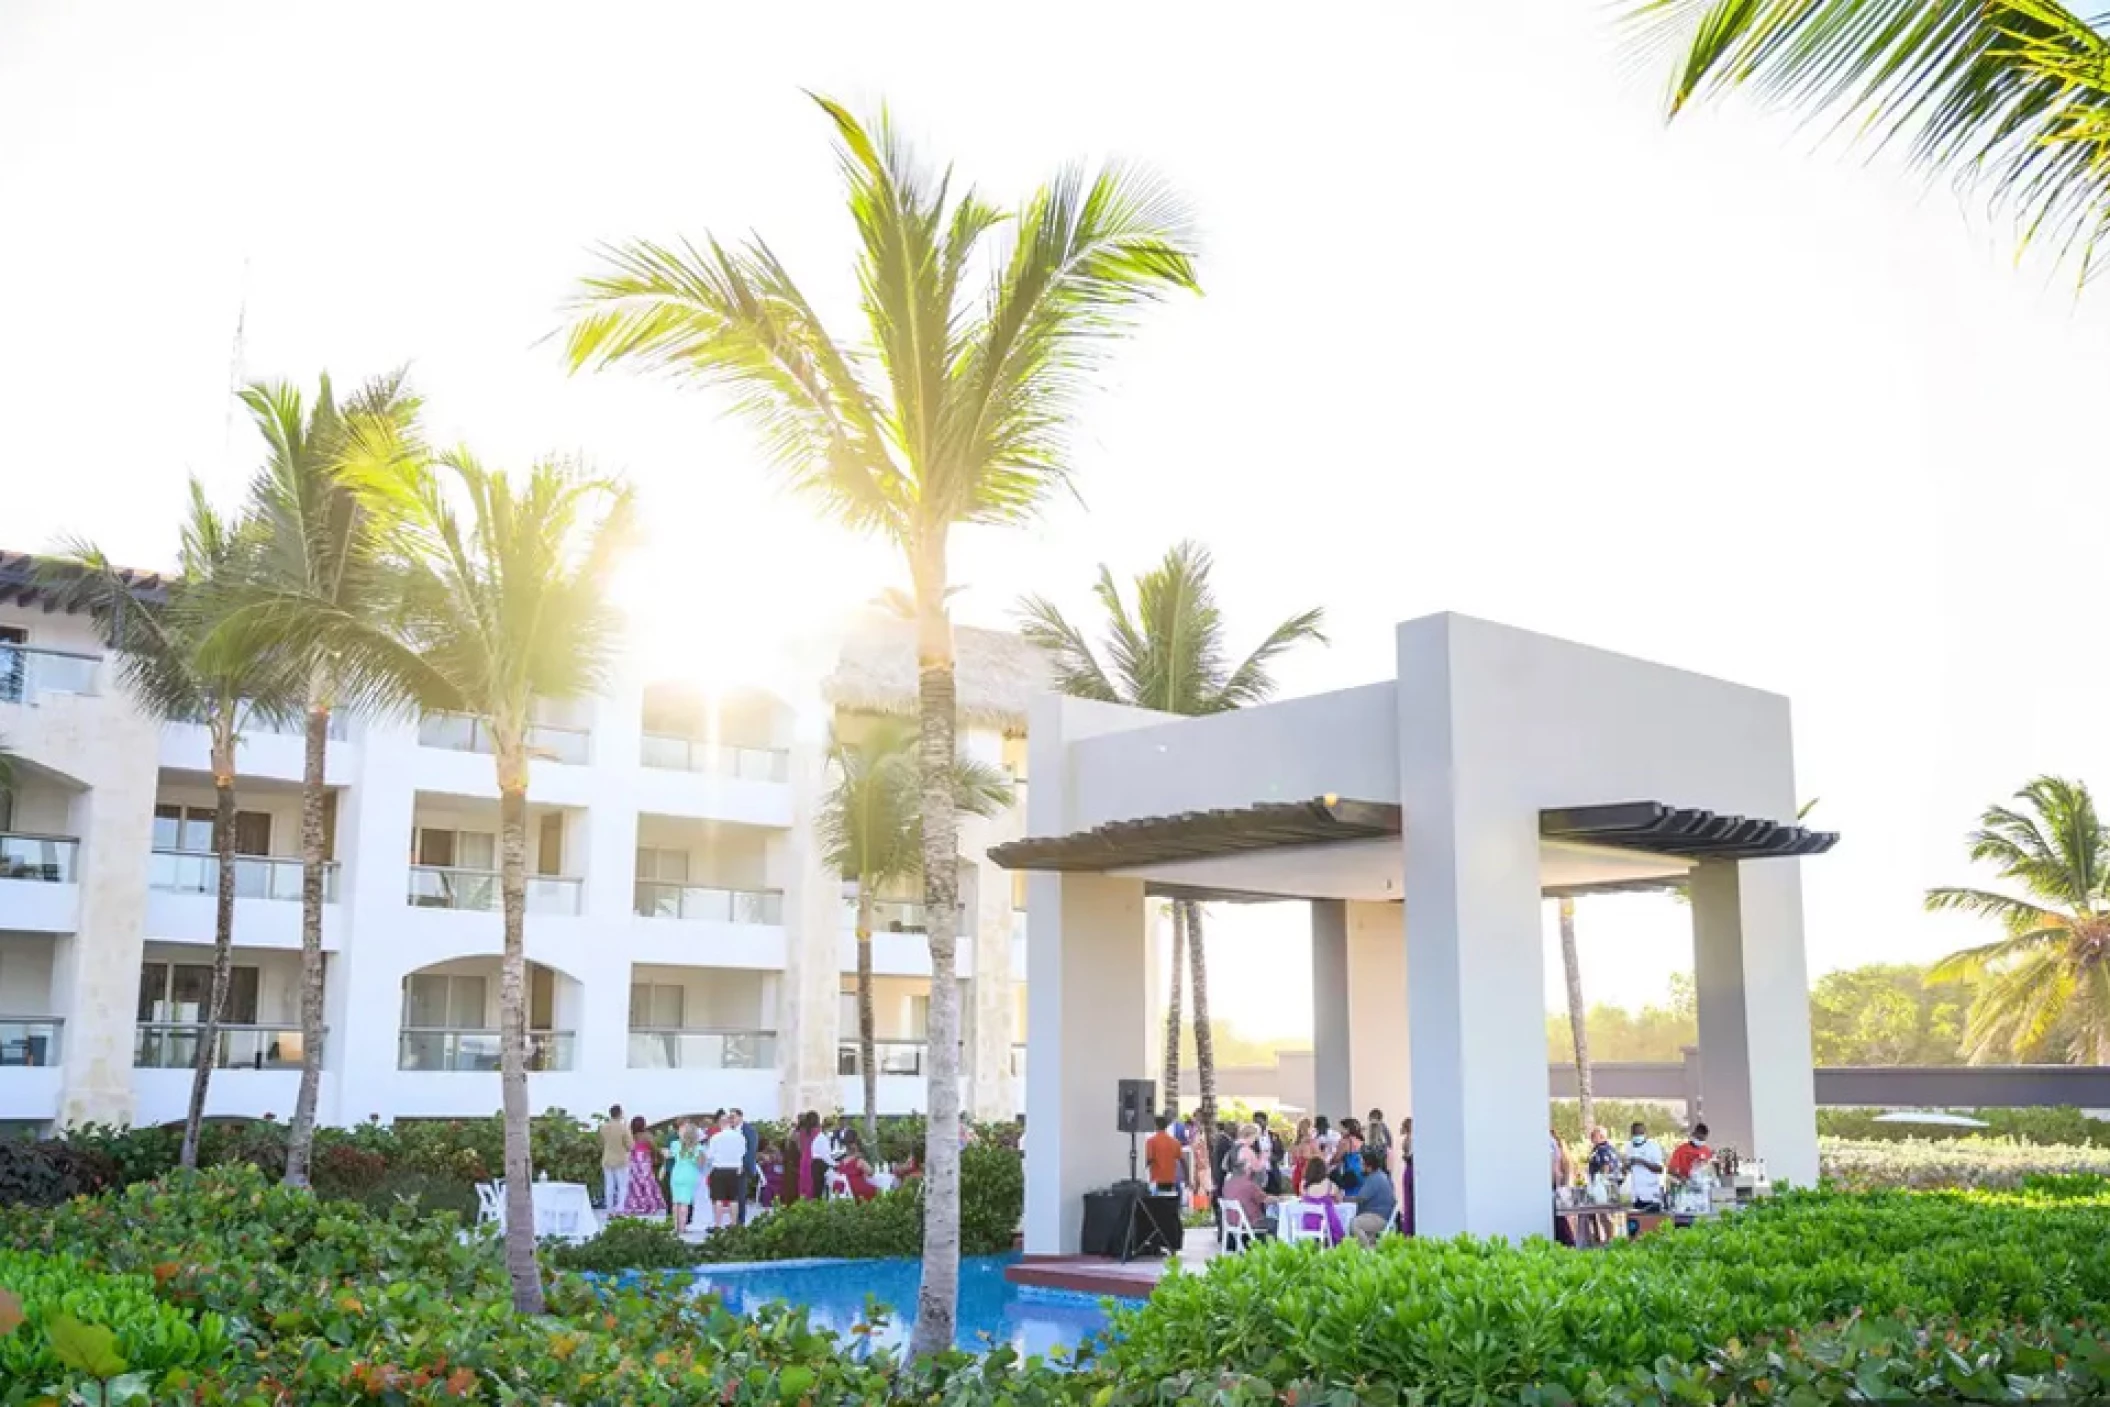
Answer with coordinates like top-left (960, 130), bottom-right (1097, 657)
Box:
top-left (619, 1115), bottom-right (668, 1218)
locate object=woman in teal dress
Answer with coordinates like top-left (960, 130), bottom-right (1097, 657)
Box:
top-left (667, 1121), bottom-right (705, 1235)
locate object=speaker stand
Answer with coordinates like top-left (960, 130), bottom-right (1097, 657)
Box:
top-left (1127, 1129), bottom-right (1140, 1185)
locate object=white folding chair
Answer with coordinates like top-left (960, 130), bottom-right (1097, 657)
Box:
top-left (1386, 1202), bottom-right (1403, 1236)
top-left (1220, 1199), bottom-right (1258, 1253)
top-left (826, 1170), bottom-right (852, 1200)
top-left (474, 1181), bottom-right (503, 1229)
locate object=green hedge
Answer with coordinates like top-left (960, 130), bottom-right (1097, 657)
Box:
top-left (1097, 1176), bottom-right (2110, 1403)
top-left (1816, 1104), bottom-right (2110, 1147)
top-left (550, 1143), bottom-right (1023, 1273)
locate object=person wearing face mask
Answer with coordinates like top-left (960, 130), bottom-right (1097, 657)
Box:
top-left (1623, 1120), bottom-right (1667, 1213)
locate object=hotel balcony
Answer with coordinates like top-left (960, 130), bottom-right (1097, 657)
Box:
top-left (128, 945), bottom-right (316, 1123)
top-left (408, 867), bottom-right (583, 915)
top-left (412, 706), bottom-right (594, 803)
top-left (159, 708), bottom-right (352, 786)
top-left (0, 1017), bottom-right (62, 1126)
top-left (401, 796), bottom-right (590, 958)
top-left (630, 816), bottom-right (787, 966)
top-left (0, 834), bottom-right (80, 933)
top-left (625, 963), bottom-right (777, 1108)
top-left (0, 642), bottom-right (100, 707)
top-left (633, 684), bottom-right (793, 826)
top-left (144, 780), bottom-right (342, 949)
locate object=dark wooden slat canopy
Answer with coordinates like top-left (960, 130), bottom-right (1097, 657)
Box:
top-left (1540, 801), bottom-right (1838, 859)
top-left (0, 550), bottom-right (166, 615)
top-left (986, 796), bottom-right (1401, 873)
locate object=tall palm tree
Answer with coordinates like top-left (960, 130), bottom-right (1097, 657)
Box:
top-left (218, 371), bottom-right (427, 1187)
top-left (355, 449), bottom-right (635, 1315)
top-left (1557, 896), bottom-right (1595, 1132)
top-left (1017, 540), bottom-right (1326, 1144)
top-left (51, 485), bottom-right (295, 1169)
top-left (562, 96), bottom-right (1197, 1353)
top-left (1629, 1), bottom-right (2110, 274)
top-left (819, 715), bottom-right (1012, 1149)
top-left (1926, 775), bottom-right (2110, 1062)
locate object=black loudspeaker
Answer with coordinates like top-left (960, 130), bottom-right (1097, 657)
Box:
top-left (1116, 1078), bottom-right (1156, 1134)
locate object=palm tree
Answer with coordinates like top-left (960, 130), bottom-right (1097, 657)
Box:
top-left (562, 96), bottom-right (1197, 1354)
top-left (1557, 896), bottom-right (1595, 1133)
top-left (354, 449), bottom-right (635, 1315)
top-left (1017, 540), bottom-right (1326, 1145)
top-left (51, 486), bottom-right (295, 1169)
top-left (1629, 1), bottom-right (2110, 274)
top-left (819, 715), bottom-right (1013, 1149)
top-left (1926, 775), bottom-right (2110, 1062)
top-left (219, 372), bottom-right (426, 1187)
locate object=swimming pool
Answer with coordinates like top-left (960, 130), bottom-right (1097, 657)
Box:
top-left (680, 1253), bottom-right (1112, 1358)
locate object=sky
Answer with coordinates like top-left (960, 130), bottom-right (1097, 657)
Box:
top-left (9, 1), bottom-right (2110, 1039)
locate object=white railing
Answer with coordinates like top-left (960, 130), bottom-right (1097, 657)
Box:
top-left (0, 1018), bottom-right (62, 1067)
top-left (149, 850), bottom-right (339, 902)
top-left (134, 1023), bottom-right (315, 1070)
top-left (0, 644), bottom-right (99, 704)
top-left (398, 1028), bottom-right (576, 1071)
top-left (639, 733), bottom-right (788, 781)
top-left (418, 712), bottom-right (590, 765)
top-left (0, 834), bottom-right (78, 883)
top-left (407, 866), bottom-right (582, 915)
top-left (627, 1029), bottom-right (778, 1070)
top-left (634, 881), bottom-right (783, 924)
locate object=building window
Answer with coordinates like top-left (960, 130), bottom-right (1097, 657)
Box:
top-left (413, 828), bottom-right (496, 871)
top-left (403, 973), bottom-right (487, 1029)
top-left (136, 961), bottom-right (260, 1024)
top-left (628, 983), bottom-right (684, 1029)
top-left (635, 847), bottom-right (690, 883)
top-left (537, 813), bottom-right (564, 877)
top-left (154, 805), bottom-right (272, 855)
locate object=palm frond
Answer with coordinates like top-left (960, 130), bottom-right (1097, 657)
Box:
top-left (1012, 595), bottom-right (1121, 703)
top-left (819, 717), bottom-right (1015, 884)
top-left (1214, 604), bottom-right (1329, 712)
top-left (1627, 0), bottom-right (2110, 275)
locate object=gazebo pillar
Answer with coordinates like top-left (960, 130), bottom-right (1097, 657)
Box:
top-left (1690, 858), bottom-right (1819, 1184)
top-left (1313, 899), bottom-right (1411, 1124)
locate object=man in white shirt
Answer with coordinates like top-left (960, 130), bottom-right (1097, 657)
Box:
top-left (705, 1111), bottom-right (749, 1230)
top-left (1623, 1121), bottom-right (1667, 1213)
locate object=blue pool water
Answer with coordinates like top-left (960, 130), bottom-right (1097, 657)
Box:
top-left (680, 1254), bottom-right (1111, 1358)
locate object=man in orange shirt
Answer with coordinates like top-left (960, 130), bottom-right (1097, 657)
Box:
top-left (1666, 1122), bottom-right (1713, 1182)
top-left (1143, 1113), bottom-right (1186, 1194)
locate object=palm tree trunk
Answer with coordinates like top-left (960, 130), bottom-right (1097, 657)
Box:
top-left (1184, 899), bottom-right (1218, 1147)
top-left (284, 684), bottom-right (330, 1187)
top-left (1161, 902), bottom-right (1184, 1118)
top-left (857, 883), bottom-right (878, 1150)
top-left (181, 732), bottom-right (239, 1170)
top-left (1559, 896), bottom-right (1595, 1134)
top-left (909, 543), bottom-right (962, 1360)
top-left (497, 771), bottom-right (544, 1315)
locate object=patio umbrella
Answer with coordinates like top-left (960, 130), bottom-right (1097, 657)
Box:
top-left (1870, 1111), bottom-right (1990, 1130)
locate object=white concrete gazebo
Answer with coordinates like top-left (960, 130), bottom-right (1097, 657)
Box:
top-left (995, 613), bottom-right (1834, 1253)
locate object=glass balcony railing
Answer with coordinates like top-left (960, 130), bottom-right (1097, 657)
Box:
top-left (0, 1018), bottom-right (62, 1067)
top-left (633, 881), bottom-right (783, 924)
top-left (172, 705), bottom-right (348, 741)
top-left (397, 1028), bottom-right (576, 1072)
top-left (0, 644), bottom-right (100, 705)
top-left (639, 733), bottom-right (789, 781)
top-left (133, 1023), bottom-right (315, 1070)
top-left (148, 851), bottom-right (339, 902)
top-left (407, 867), bottom-right (582, 915)
top-left (418, 712), bottom-right (590, 764)
top-left (0, 834), bottom-right (78, 883)
top-left (837, 1039), bottom-right (959, 1078)
top-left (841, 896), bottom-right (969, 935)
top-left (627, 1028), bottom-right (778, 1070)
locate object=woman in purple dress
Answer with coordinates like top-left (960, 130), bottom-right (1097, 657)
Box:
top-left (620, 1115), bottom-right (668, 1218)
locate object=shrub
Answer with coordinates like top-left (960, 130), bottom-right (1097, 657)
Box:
top-left (0, 1248), bottom-right (227, 1387)
top-left (1819, 1135), bottom-right (2110, 1190)
top-left (0, 1139), bottom-right (115, 1208)
top-left (546, 1215), bottom-right (705, 1273)
top-left (332, 1167), bottom-right (480, 1223)
top-left (1817, 1104), bottom-right (2110, 1147)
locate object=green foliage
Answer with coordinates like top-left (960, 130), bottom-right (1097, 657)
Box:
top-left (1548, 1099), bottom-right (1684, 1145)
top-left (1099, 1178), bottom-right (2110, 1403)
top-left (1817, 1104), bottom-right (2110, 1146)
top-left (546, 1215), bottom-right (706, 1273)
top-left (0, 1139), bottom-right (117, 1207)
top-left (0, 1249), bottom-right (225, 1386)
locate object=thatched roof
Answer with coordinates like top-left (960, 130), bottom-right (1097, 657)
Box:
top-left (824, 612), bottom-right (1050, 732)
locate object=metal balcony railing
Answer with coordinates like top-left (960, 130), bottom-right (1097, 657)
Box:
top-left (398, 1028), bottom-right (576, 1072)
top-left (0, 1018), bottom-right (62, 1067)
top-left (419, 712), bottom-right (590, 764)
top-left (0, 834), bottom-right (78, 883)
top-left (407, 867), bottom-right (582, 915)
top-left (134, 1023), bottom-right (316, 1070)
top-left (639, 733), bottom-right (789, 781)
top-left (149, 850), bottom-right (339, 902)
top-left (626, 1028), bottom-right (778, 1070)
top-left (633, 881), bottom-right (783, 924)
top-left (0, 644), bottom-right (99, 704)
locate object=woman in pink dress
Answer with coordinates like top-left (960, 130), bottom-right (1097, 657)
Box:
top-left (619, 1116), bottom-right (668, 1218)
top-left (792, 1111), bottom-right (822, 1201)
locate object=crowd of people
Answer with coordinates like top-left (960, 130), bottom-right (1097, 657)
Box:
top-left (1144, 1107), bottom-right (1411, 1248)
top-left (595, 1105), bottom-right (919, 1235)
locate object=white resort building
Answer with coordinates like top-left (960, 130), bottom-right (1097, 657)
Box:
top-left (0, 549), bottom-right (1038, 1137)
